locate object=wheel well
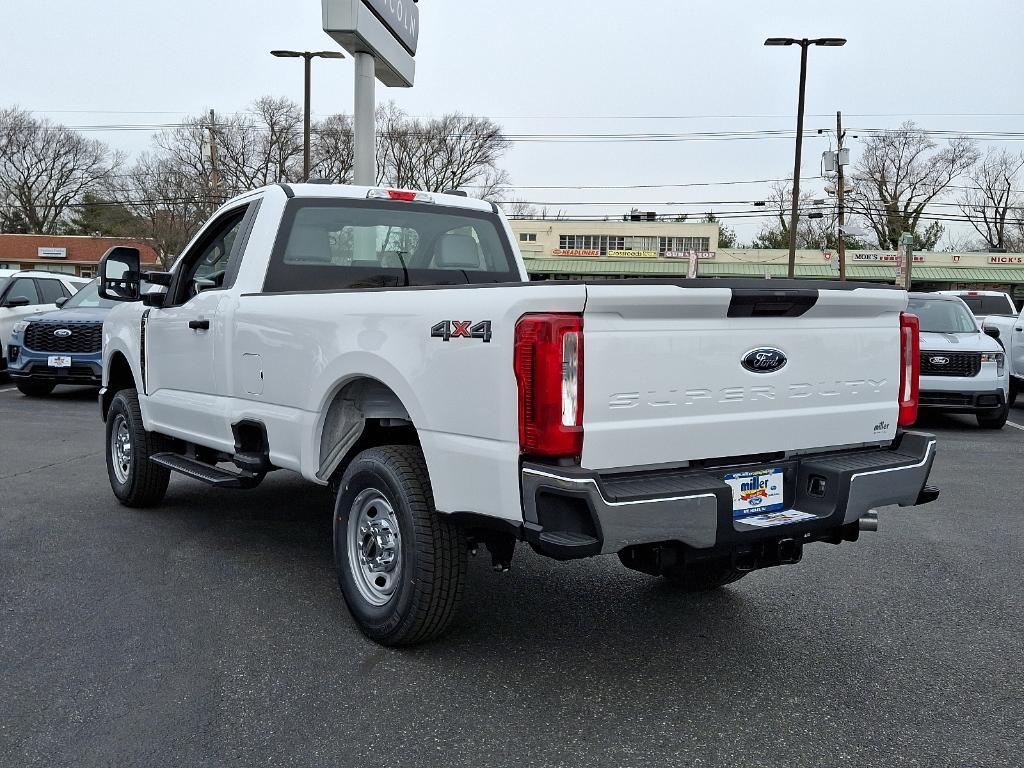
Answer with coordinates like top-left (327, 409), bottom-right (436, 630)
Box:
top-left (319, 378), bottom-right (418, 486)
top-left (101, 352), bottom-right (137, 420)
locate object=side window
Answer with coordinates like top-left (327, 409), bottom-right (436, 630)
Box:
top-left (172, 207), bottom-right (250, 304)
top-left (37, 279), bottom-right (67, 304)
top-left (9, 278), bottom-right (40, 305)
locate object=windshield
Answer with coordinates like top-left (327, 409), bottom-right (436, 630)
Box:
top-left (63, 279), bottom-right (118, 309)
top-left (958, 295), bottom-right (1015, 316)
top-left (907, 298), bottom-right (978, 333)
top-left (0, 276), bottom-right (9, 296)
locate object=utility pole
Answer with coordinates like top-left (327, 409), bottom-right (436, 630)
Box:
top-left (836, 110), bottom-right (847, 281)
top-left (207, 109), bottom-right (221, 197)
top-left (353, 52), bottom-right (376, 185)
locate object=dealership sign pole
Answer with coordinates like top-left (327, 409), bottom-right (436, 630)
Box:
top-left (322, 0), bottom-right (419, 185)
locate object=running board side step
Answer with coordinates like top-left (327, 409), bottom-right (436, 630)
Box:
top-left (151, 453), bottom-right (262, 489)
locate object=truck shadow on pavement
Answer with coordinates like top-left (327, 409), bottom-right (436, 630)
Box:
top-left (147, 472), bottom-right (761, 664)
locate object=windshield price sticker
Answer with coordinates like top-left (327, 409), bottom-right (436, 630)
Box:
top-left (725, 468), bottom-right (785, 518)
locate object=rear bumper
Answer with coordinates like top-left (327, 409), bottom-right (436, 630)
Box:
top-left (520, 431), bottom-right (938, 559)
top-left (919, 389), bottom-right (1005, 413)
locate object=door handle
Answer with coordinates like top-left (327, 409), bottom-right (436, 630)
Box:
top-left (188, 319), bottom-right (210, 331)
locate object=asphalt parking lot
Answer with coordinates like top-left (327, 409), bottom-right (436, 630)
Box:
top-left (1, 385), bottom-right (1022, 768)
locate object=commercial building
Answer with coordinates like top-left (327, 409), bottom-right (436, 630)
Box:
top-left (509, 219), bottom-right (1024, 304)
top-left (512, 216), bottom-right (719, 260)
top-left (0, 234), bottom-right (161, 278)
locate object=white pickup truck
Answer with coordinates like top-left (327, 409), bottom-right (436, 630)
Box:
top-left (97, 183), bottom-right (939, 646)
top-left (983, 305), bottom-right (1024, 406)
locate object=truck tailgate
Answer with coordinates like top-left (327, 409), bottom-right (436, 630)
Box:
top-left (581, 283), bottom-right (908, 471)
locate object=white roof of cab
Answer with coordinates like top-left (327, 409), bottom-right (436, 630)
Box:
top-left (225, 183), bottom-right (498, 214)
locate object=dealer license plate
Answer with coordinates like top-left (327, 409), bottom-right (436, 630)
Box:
top-left (48, 356), bottom-right (72, 368)
top-left (725, 468), bottom-right (785, 518)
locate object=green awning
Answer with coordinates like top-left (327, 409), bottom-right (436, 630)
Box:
top-left (523, 258), bottom-right (1024, 284)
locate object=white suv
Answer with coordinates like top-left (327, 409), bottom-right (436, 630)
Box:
top-left (0, 270), bottom-right (88, 374)
top-left (908, 293), bottom-right (1009, 428)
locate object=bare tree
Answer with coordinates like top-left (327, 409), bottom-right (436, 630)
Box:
top-left (751, 180), bottom-right (830, 249)
top-left (311, 113), bottom-right (354, 183)
top-left (111, 152), bottom-right (211, 268)
top-left (500, 197), bottom-right (538, 218)
top-left (0, 107), bottom-right (121, 233)
top-left (958, 147), bottom-right (1024, 250)
top-left (851, 122), bottom-right (979, 249)
top-left (376, 103), bottom-right (511, 195)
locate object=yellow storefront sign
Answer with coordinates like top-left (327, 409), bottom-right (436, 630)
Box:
top-left (607, 250), bottom-right (659, 258)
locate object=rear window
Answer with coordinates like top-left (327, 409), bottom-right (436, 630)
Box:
top-left (957, 295), bottom-right (1015, 316)
top-left (263, 199), bottom-right (520, 292)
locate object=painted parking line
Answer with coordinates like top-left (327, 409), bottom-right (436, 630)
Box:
top-left (1007, 421), bottom-right (1024, 432)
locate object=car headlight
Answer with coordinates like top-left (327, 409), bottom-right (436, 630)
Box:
top-left (981, 352), bottom-right (1005, 376)
top-left (11, 321), bottom-right (28, 336)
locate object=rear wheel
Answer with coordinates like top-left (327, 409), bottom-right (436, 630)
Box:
top-left (105, 389), bottom-right (171, 507)
top-left (977, 404), bottom-right (1009, 430)
top-left (334, 445), bottom-right (467, 646)
top-left (16, 380), bottom-right (56, 397)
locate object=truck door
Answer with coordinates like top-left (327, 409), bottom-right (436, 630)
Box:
top-left (143, 202), bottom-right (256, 447)
top-left (1013, 310), bottom-right (1024, 379)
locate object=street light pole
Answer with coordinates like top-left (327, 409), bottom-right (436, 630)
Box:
top-left (765, 37), bottom-right (846, 278)
top-left (271, 49), bottom-right (345, 181)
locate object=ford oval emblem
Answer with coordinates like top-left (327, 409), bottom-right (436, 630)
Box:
top-left (53, 328), bottom-right (73, 338)
top-left (742, 347), bottom-right (787, 374)
top-left (930, 356), bottom-right (949, 365)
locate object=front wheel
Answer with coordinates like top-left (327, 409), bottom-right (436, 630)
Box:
top-left (977, 405), bottom-right (1009, 430)
top-left (105, 388), bottom-right (171, 507)
top-left (17, 380), bottom-right (55, 397)
top-left (334, 445), bottom-right (467, 646)
top-left (1009, 379), bottom-right (1019, 408)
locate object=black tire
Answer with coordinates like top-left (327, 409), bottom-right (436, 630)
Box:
top-left (105, 388), bottom-right (171, 508)
top-left (977, 404), bottom-right (1009, 430)
top-left (16, 380), bottom-right (55, 397)
top-left (661, 559), bottom-right (747, 593)
top-left (1009, 379), bottom-right (1019, 408)
top-left (333, 445), bottom-right (467, 646)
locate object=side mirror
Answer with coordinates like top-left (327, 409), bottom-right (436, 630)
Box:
top-left (4, 296), bottom-right (31, 308)
top-left (56, 297), bottom-right (69, 308)
top-left (99, 246), bottom-right (142, 302)
top-left (984, 326), bottom-right (1001, 341)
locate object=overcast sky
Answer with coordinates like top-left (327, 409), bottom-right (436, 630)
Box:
top-left (4, 0), bottom-right (1022, 244)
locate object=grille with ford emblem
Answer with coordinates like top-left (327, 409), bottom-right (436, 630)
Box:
top-left (920, 351), bottom-right (980, 378)
top-left (24, 322), bottom-right (103, 354)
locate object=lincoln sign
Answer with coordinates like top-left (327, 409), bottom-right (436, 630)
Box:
top-left (322, 0), bottom-right (418, 86)
top-left (362, 0), bottom-right (419, 55)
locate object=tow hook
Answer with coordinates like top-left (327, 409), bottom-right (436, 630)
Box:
top-left (859, 510), bottom-right (879, 532)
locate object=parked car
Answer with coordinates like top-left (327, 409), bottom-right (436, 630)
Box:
top-left (937, 290), bottom-right (1017, 322)
top-left (908, 293), bottom-right (1009, 428)
top-left (95, 183), bottom-right (938, 646)
top-left (982, 300), bottom-right (1024, 407)
top-left (0, 270), bottom-right (88, 377)
top-left (6, 278), bottom-right (117, 396)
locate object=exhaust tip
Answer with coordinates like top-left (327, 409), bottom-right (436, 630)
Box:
top-left (859, 511), bottom-right (879, 532)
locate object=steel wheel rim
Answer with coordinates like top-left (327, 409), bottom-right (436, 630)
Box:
top-left (347, 488), bottom-right (402, 607)
top-left (111, 414), bottom-right (132, 484)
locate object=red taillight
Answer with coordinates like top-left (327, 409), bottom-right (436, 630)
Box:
top-left (899, 312), bottom-right (920, 426)
top-left (514, 314), bottom-right (584, 457)
top-left (966, 291), bottom-right (979, 296)
top-left (387, 190), bottom-right (418, 201)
